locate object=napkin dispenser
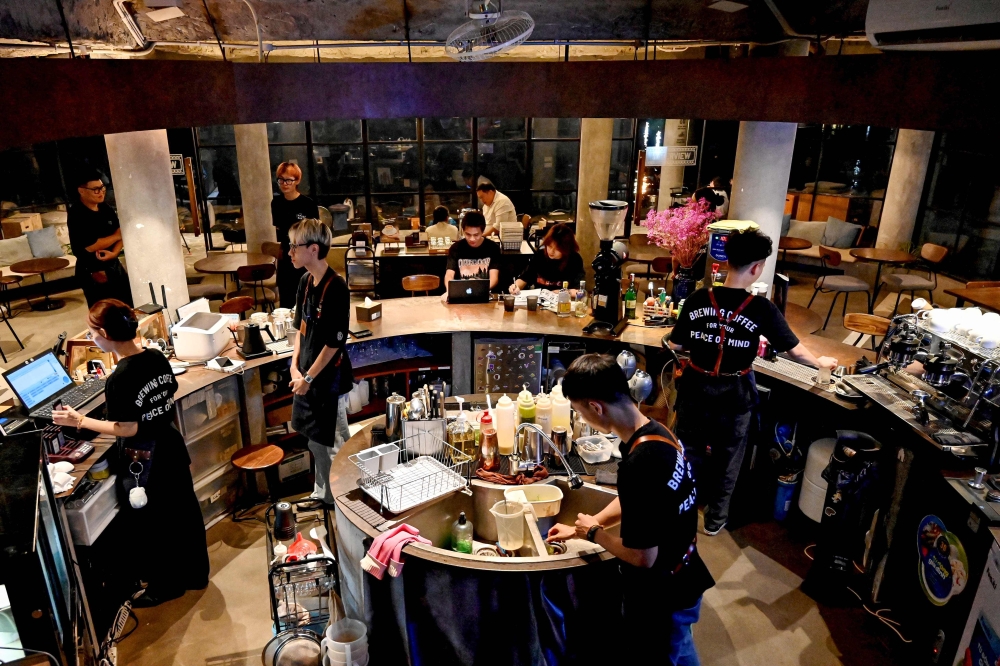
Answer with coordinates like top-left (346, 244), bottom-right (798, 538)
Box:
top-left (356, 298), bottom-right (382, 322)
top-left (172, 311), bottom-right (231, 361)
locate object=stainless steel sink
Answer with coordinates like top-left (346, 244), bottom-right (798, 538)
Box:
top-left (399, 478), bottom-right (620, 565)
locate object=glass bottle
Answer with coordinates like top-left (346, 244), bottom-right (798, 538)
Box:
top-left (451, 512), bottom-right (473, 554)
top-left (478, 411), bottom-right (499, 471)
top-left (624, 273), bottom-right (637, 320)
top-left (574, 280), bottom-right (588, 317)
top-left (448, 397), bottom-right (476, 461)
top-left (557, 281), bottom-right (572, 317)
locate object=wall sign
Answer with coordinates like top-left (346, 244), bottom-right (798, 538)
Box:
top-left (664, 146), bottom-right (698, 167)
top-left (169, 154), bottom-right (184, 175)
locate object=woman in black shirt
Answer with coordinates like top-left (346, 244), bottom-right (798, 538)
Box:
top-left (271, 162), bottom-right (320, 308)
top-left (508, 223), bottom-right (585, 294)
top-left (53, 300), bottom-right (209, 606)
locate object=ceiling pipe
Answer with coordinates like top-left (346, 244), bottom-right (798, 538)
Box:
top-left (240, 0), bottom-right (263, 63)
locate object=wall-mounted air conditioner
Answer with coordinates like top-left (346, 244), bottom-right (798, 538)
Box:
top-left (866, 0), bottom-right (1000, 50)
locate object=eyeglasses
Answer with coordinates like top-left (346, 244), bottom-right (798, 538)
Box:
top-left (288, 242), bottom-right (315, 252)
top-left (277, 177), bottom-right (299, 185)
top-left (81, 185), bottom-right (107, 194)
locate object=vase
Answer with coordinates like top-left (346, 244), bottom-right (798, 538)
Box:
top-left (672, 265), bottom-right (697, 302)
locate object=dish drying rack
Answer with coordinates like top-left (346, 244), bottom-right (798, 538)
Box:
top-left (350, 433), bottom-right (473, 514)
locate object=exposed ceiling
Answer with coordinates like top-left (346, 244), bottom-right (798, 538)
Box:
top-left (0, 0), bottom-right (871, 55)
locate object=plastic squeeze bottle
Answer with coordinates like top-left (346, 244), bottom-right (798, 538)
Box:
top-left (478, 411), bottom-right (499, 471)
top-left (451, 512), bottom-right (473, 554)
top-left (551, 382), bottom-right (571, 441)
top-left (494, 394), bottom-right (516, 455)
top-left (516, 384), bottom-right (536, 425)
top-left (535, 392), bottom-right (552, 436)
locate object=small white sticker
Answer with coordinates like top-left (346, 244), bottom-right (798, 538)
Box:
top-left (372, 312), bottom-right (380, 319)
top-left (210, 489), bottom-right (222, 503)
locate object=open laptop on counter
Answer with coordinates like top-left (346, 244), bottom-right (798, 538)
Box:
top-left (2, 351), bottom-right (106, 420)
top-left (448, 278), bottom-right (491, 304)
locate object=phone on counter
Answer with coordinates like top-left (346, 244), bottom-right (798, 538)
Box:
top-left (213, 356), bottom-right (233, 368)
top-left (350, 329), bottom-right (373, 339)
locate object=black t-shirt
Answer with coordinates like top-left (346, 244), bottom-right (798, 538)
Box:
top-left (271, 194), bottom-right (320, 249)
top-left (518, 250), bottom-right (585, 290)
top-left (669, 286), bottom-right (799, 374)
top-left (617, 420), bottom-right (714, 608)
top-left (104, 350), bottom-right (178, 446)
top-left (445, 238), bottom-right (501, 280)
top-left (68, 202), bottom-right (121, 273)
top-left (291, 267), bottom-right (353, 445)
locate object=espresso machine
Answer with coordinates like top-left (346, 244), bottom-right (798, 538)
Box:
top-left (587, 200), bottom-right (629, 329)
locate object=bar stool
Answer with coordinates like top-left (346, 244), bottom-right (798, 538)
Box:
top-left (401, 274), bottom-right (440, 296)
top-left (1, 274), bottom-right (22, 316)
top-left (843, 313), bottom-right (891, 350)
top-left (231, 443), bottom-right (285, 522)
top-left (808, 247), bottom-right (872, 329)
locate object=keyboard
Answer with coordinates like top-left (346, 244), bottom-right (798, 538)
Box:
top-left (32, 377), bottom-right (107, 419)
top-left (267, 339), bottom-right (294, 355)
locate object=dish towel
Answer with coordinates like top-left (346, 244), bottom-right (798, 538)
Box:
top-left (359, 524), bottom-right (429, 580)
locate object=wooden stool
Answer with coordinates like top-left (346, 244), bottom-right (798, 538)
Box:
top-left (231, 443), bottom-right (285, 521)
top-left (402, 274), bottom-right (440, 296)
top-left (1, 274), bottom-right (23, 317)
top-left (843, 313), bottom-right (890, 350)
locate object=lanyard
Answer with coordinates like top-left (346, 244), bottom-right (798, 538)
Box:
top-left (689, 287), bottom-right (756, 377)
top-left (299, 271), bottom-right (333, 336)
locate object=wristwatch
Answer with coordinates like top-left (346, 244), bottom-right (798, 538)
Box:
top-left (586, 525), bottom-right (603, 542)
top-left (303, 374), bottom-right (314, 384)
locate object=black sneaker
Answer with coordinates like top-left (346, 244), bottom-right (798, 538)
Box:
top-left (132, 587), bottom-right (184, 608)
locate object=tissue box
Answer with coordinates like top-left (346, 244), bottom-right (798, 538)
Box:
top-left (356, 300), bottom-right (382, 322)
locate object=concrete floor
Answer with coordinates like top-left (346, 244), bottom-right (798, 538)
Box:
top-left (1, 253), bottom-right (966, 664)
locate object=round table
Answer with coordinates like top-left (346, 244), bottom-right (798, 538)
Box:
top-left (193, 252), bottom-right (275, 290)
top-left (778, 236), bottom-right (812, 265)
top-left (849, 248), bottom-right (916, 310)
top-left (785, 302), bottom-right (823, 335)
top-left (9, 257), bottom-right (71, 311)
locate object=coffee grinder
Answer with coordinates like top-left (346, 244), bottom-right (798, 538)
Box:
top-left (585, 200), bottom-right (629, 332)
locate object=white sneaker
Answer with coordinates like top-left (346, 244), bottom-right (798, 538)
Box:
top-left (703, 524), bottom-right (726, 536)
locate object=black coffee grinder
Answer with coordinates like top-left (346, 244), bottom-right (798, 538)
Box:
top-left (586, 200), bottom-right (629, 332)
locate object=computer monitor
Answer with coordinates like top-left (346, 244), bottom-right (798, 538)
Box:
top-left (2, 352), bottom-right (74, 411)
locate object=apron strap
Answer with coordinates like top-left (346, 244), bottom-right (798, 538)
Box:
top-left (629, 432), bottom-right (683, 456)
top-left (706, 287), bottom-right (756, 377)
top-left (298, 271), bottom-right (344, 367)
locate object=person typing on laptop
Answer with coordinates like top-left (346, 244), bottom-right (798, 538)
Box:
top-left (442, 211), bottom-right (500, 303)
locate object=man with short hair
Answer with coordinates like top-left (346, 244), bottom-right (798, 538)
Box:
top-left (68, 170), bottom-right (133, 307)
top-left (669, 228), bottom-right (837, 535)
top-left (476, 182), bottom-right (517, 237)
top-left (288, 218), bottom-right (353, 504)
top-left (442, 211), bottom-right (500, 302)
top-left (272, 161), bottom-right (319, 308)
top-left (548, 354), bottom-right (713, 665)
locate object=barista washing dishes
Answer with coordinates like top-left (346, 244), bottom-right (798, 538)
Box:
top-left (53, 299), bottom-right (209, 606)
top-left (287, 218), bottom-right (353, 504)
top-left (669, 229), bottom-right (838, 536)
top-left (548, 354), bottom-right (714, 666)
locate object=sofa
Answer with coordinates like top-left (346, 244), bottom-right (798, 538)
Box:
top-left (0, 223), bottom-right (77, 290)
top-left (781, 215), bottom-right (868, 268)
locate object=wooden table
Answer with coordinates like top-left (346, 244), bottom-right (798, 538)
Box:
top-left (945, 287), bottom-right (1000, 311)
top-left (9, 257), bottom-right (71, 311)
top-left (779, 236), bottom-right (812, 267)
top-left (849, 248), bottom-right (916, 308)
top-left (785, 302), bottom-right (823, 335)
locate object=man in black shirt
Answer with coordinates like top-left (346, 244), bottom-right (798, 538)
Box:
top-left (67, 171), bottom-right (133, 306)
top-left (272, 162), bottom-right (320, 308)
top-left (548, 354), bottom-right (714, 665)
top-left (288, 218), bottom-right (353, 504)
top-left (442, 211), bottom-right (500, 302)
top-left (669, 229), bottom-right (837, 535)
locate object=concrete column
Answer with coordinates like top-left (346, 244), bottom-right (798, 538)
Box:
top-left (657, 119), bottom-right (687, 212)
top-left (235, 123), bottom-right (276, 253)
top-left (876, 129), bottom-right (935, 250)
top-left (575, 118), bottom-right (614, 288)
top-left (729, 121), bottom-right (799, 287)
top-left (105, 130), bottom-right (190, 309)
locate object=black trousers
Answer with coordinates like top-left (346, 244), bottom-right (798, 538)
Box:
top-left (675, 374), bottom-right (755, 532)
top-left (78, 262), bottom-right (133, 307)
top-left (277, 256), bottom-right (305, 309)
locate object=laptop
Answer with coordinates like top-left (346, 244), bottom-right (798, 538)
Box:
top-left (2, 351), bottom-right (106, 419)
top-left (448, 278), bottom-right (491, 304)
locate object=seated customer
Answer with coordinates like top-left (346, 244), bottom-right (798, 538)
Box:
top-left (442, 211), bottom-right (500, 302)
top-left (509, 223), bottom-right (584, 294)
top-left (426, 205), bottom-right (459, 241)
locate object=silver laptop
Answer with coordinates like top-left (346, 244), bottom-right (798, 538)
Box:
top-left (2, 351), bottom-right (106, 419)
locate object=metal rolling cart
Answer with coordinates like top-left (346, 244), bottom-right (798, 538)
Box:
top-left (264, 499), bottom-right (338, 634)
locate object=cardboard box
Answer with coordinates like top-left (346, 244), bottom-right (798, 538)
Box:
top-left (2, 212), bottom-right (43, 238)
top-left (355, 300), bottom-right (382, 322)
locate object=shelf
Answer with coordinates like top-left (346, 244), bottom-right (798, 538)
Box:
top-left (263, 392), bottom-right (293, 409)
top-left (353, 357), bottom-right (450, 380)
top-left (347, 397), bottom-right (386, 422)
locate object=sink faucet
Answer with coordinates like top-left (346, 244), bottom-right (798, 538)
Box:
top-left (515, 423), bottom-right (583, 489)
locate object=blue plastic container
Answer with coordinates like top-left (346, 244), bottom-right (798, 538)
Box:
top-left (774, 475), bottom-right (799, 521)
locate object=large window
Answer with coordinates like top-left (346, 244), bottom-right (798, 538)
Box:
top-left (196, 125), bottom-right (241, 208)
top-left (914, 131), bottom-right (1000, 281)
top-left (787, 124), bottom-right (897, 228)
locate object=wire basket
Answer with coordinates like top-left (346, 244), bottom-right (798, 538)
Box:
top-left (349, 432), bottom-right (473, 514)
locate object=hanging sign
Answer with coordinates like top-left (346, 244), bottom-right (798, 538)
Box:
top-left (170, 154), bottom-right (185, 175)
top-left (664, 146), bottom-right (698, 167)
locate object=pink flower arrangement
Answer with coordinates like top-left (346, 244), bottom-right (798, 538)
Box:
top-left (644, 199), bottom-right (719, 268)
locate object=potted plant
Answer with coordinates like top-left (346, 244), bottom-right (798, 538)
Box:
top-left (644, 198), bottom-right (719, 301)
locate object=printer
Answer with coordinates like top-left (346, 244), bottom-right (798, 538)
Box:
top-left (171, 311), bottom-right (231, 361)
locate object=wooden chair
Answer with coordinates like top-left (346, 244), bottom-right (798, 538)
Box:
top-left (1, 274), bottom-right (23, 317)
top-left (966, 281), bottom-right (1000, 289)
top-left (229, 263), bottom-right (277, 312)
top-left (219, 295), bottom-right (256, 320)
top-left (843, 313), bottom-right (890, 350)
top-left (880, 242), bottom-right (948, 316)
top-left (0, 291), bottom-right (24, 363)
top-left (808, 246), bottom-right (872, 329)
top-left (650, 256), bottom-right (672, 276)
top-left (402, 274), bottom-right (440, 296)
top-left (261, 241), bottom-right (283, 262)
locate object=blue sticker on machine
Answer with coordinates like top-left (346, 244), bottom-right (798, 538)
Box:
top-left (709, 232), bottom-right (728, 261)
top-left (917, 514), bottom-right (969, 606)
